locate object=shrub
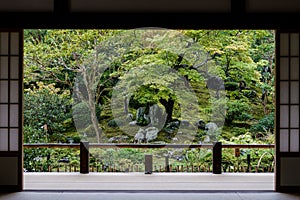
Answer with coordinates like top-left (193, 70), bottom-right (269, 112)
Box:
top-left (72, 101), bottom-right (101, 129)
top-left (225, 82), bottom-right (239, 91)
top-left (242, 89), bottom-right (257, 99)
top-left (225, 100), bottom-right (252, 123)
top-left (24, 82), bottom-right (71, 143)
top-left (250, 112), bottom-right (274, 134)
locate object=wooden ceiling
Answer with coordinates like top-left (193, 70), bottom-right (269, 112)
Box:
top-left (0, 0), bottom-right (299, 29)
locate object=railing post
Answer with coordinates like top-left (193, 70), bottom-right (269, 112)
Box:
top-left (247, 154), bottom-right (251, 172)
top-left (213, 142), bottom-right (222, 174)
top-left (145, 154), bottom-right (153, 174)
top-left (80, 141), bottom-right (89, 174)
top-left (165, 156), bottom-right (170, 172)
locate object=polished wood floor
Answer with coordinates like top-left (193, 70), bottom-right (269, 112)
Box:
top-left (24, 172), bottom-right (274, 191)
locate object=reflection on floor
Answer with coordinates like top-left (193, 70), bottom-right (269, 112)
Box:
top-left (1, 192), bottom-right (300, 200)
top-left (24, 172), bottom-right (274, 191)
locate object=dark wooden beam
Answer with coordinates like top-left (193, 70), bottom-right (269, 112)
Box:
top-left (23, 143), bottom-right (274, 149)
top-left (0, 12), bottom-right (299, 29)
top-left (54, 0), bottom-right (70, 13)
top-left (231, 0), bottom-right (246, 14)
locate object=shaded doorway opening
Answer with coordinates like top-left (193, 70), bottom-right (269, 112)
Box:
top-left (22, 29), bottom-right (275, 191)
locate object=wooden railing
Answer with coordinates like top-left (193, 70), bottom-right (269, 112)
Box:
top-left (23, 142), bottom-right (275, 174)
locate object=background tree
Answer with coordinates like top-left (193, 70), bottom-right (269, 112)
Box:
top-left (23, 29), bottom-right (276, 172)
top-left (24, 29), bottom-right (275, 143)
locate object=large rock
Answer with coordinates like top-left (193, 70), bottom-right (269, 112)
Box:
top-left (134, 128), bottom-right (146, 143)
top-left (134, 126), bottom-right (159, 143)
top-left (129, 120), bottom-right (137, 126)
top-left (180, 119), bottom-right (190, 127)
top-left (205, 122), bottom-right (218, 132)
top-left (148, 104), bottom-right (167, 129)
top-left (205, 122), bottom-right (219, 141)
top-left (145, 127), bottom-right (159, 143)
top-left (126, 113), bottom-right (134, 121)
top-left (206, 76), bottom-right (224, 98)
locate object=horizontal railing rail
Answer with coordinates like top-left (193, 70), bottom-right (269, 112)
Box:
top-left (23, 142), bottom-right (275, 174)
top-left (23, 143), bottom-right (275, 149)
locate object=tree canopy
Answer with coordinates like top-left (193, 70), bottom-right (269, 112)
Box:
top-left (24, 29), bottom-right (275, 144)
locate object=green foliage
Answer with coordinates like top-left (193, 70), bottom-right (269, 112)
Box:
top-left (242, 89), bottom-right (257, 99)
top-left (71, 135), bottom-right (81, 143)
top-left (23, 148), bottom-right (52, 172)
top-left (24, 29), bottom-right (275, 142)
top-left (250, 112), bottom-right (274, 134)
top-left (231, 127), bottom-right (248, 136)
top-left (24, 82), bottom-right (72, 143)
top-left (107, 119), bottom-right (118, 127)
top-left (220, 132), bottom-right (275, 172)
top-left (117, 148), bottom-right (145, 164)
top-left (225, 100), bottom-right (252, 123)
top-left (72, 102), bottom-right (101, 129)
top-left (23, 29), bottom-right (276, 172)
top-left (24, 29), bottom-right (118, 88)
top-left (23, 147), bottom-right (80, 172)
top-left (84, 125), bottom-right (98, 137)
top-left (23, 126), bottom-right (46, 144)
top-left (225, 82), bottom-right (239, 91)
top-left (89, 148), bottom-right (144, 168)
top-left (183, 148), bottom-right (212, 166)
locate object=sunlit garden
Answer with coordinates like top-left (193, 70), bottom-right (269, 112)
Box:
top-left (23, 29), bottom-right (275, 173)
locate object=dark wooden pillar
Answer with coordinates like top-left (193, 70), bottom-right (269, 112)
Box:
top-left (80, 141), bottom-right (89, 174)
top-left (145, 154), bottom-right (153, 174)
top-left (213, 142), bottom-right (222, 174)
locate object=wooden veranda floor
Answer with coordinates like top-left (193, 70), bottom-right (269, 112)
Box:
top-left (24, 172), bottom-right (274, 191)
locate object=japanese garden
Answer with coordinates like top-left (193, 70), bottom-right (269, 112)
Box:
top-left (23, 29), bottom-right (275, 173)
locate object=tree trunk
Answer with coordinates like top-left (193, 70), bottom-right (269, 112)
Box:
top-left (89, 100), bottom-right (101, 143)
top-left (124, 96), bottom-right (128, 114)
top-left (160, 98), bottom-right (175, 123)
top-left (262, 90), bottom-right (268, 115)
top-left (83, 69), bottom-right (101, 143)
